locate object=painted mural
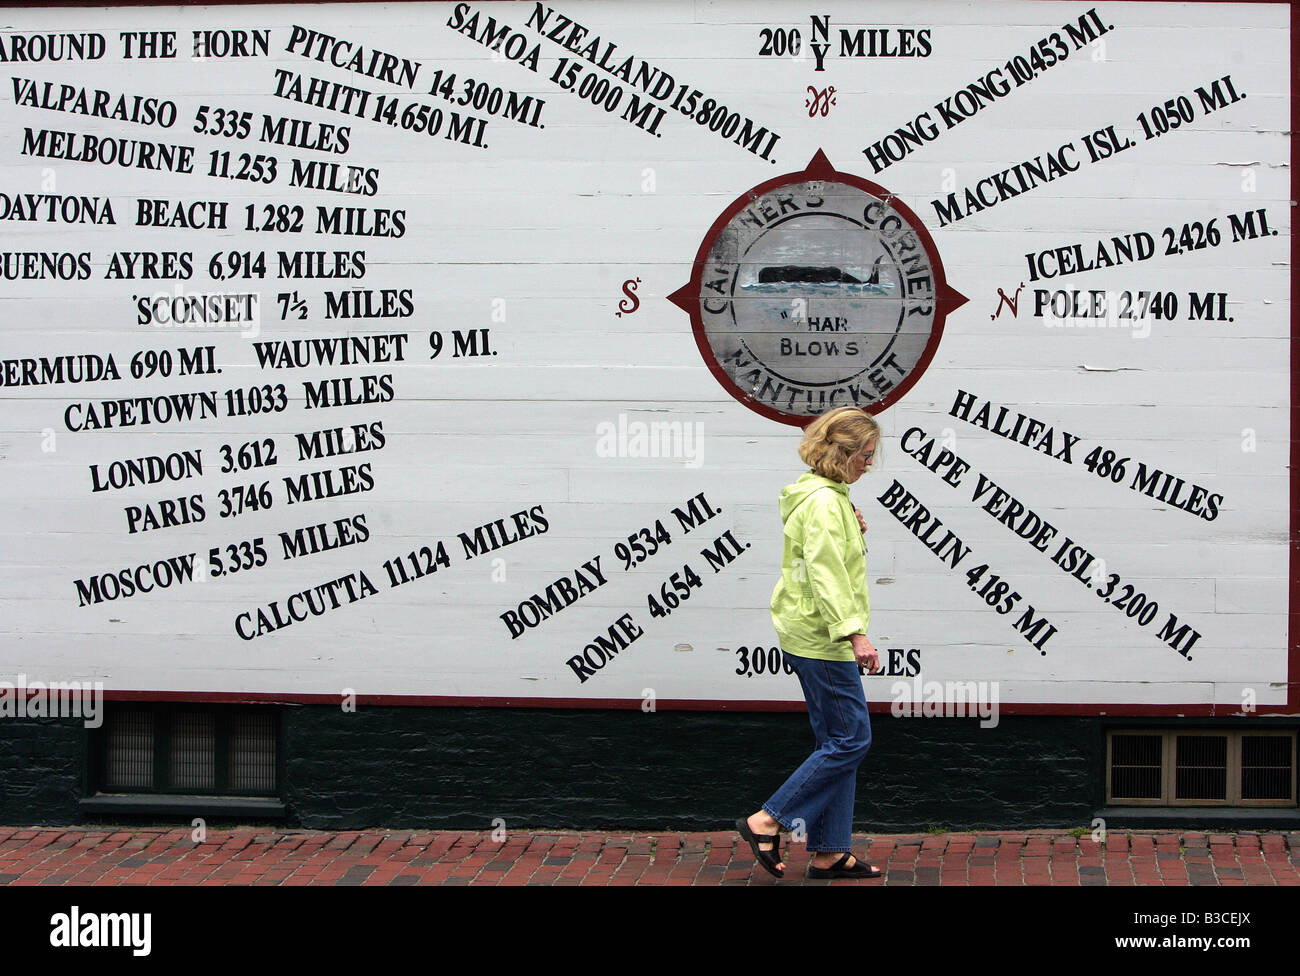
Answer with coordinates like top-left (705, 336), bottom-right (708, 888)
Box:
top-left (0, 1), bottom-right (1291, 711)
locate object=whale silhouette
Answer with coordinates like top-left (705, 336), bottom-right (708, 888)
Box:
top-left (757, 255), bottom-right (884, 285)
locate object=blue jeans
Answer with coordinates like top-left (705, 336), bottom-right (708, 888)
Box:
top-left (763, 653), bottom-right (872, 853)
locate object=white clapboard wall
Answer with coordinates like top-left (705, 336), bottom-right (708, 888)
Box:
top-left (0, 1), bottom-right (1291, 710)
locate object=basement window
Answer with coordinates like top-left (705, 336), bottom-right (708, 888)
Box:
top-left (90, 703), bottom-right (279, 797)
top-left (1107, 730), bottom-right (1296, 807)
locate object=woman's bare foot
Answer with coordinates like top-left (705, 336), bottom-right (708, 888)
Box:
top-left (745, 810), bottom-right (786, 873)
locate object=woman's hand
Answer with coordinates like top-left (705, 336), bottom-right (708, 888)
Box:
top-left (854, 506), bottom-right (867, 535)
top-left (850, 633), bottom-right (880, 673)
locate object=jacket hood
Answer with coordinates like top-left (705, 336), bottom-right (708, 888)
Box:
top-left (778, 469), bottom-right (848, 524)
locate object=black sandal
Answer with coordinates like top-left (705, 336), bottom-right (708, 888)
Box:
top-left (807, 852), bottom-right (882, 879)
top-left (736, 818), bottom-right (785, 878)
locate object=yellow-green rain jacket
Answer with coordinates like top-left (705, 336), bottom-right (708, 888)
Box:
top-left (769, 470), bottom-right (869, 662)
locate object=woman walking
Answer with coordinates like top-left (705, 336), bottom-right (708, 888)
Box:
top-left (738, 406), bottom-right (882, 879)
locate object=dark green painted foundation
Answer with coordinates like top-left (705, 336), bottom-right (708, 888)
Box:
top-left (1, 708), bottom-right (1296, 831)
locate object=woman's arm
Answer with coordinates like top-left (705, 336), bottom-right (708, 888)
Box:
top-left (801, 493), bottom-right (880, 671)
top-left (799, 493), bottom-right (867, 642)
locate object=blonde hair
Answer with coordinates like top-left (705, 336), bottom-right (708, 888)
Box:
top-left (798, 407), bottom-right (880, 482)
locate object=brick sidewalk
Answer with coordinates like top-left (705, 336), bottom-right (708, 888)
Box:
top-left (1, 826), bottom-right (1297, 885)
